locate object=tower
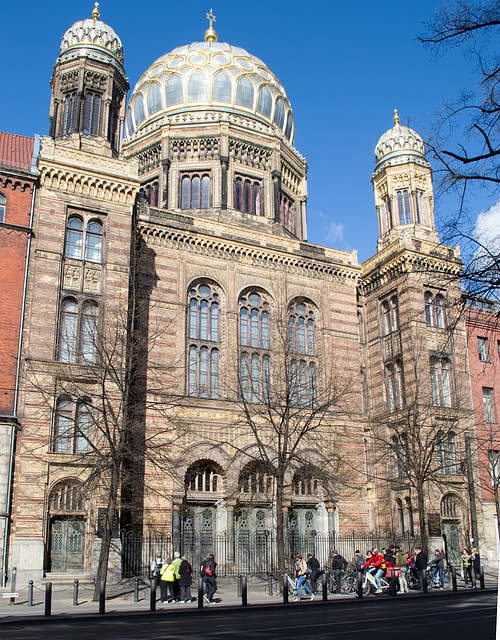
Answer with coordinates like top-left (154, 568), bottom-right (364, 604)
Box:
top-left (48, 3), bottom-right (128, 156)
top-left (372, 110), bottom-right (438, 251)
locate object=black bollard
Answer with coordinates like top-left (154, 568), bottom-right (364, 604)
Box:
top-left (451, 566), bottom-right (457, 592)
top-left (45, 582), bottom-right (52, 617)
top-left (99, 580), bottom-right (105, 614)
top-left (134, 577), bottom-right (140, 602)
top-left (422, 569), bottom-right (428, 594)
top-left (73, 579), bottom-right (79, 606)
top-left (283, 574), bottom-right (289, 604)
top-left (268, 573), bottom-right (273, 596)
top-left (28, 580), bottom-right (33, 607)
top-left (198, 578), bottom-right (204, 609)
top-left (322, 572), bottom-right (328, 601)
top-left (480, 566), bottom-right (485, 589)
top-left (150, 577), bottom-right (157, 611)
top-left (241, 575), bottom-right (248, 606)
top-left (390, 570), bottom-right (397, 597)
top-left (237, 573), bottom-right (242, 597)
top-left (357, 570), bottom-right (363, 599)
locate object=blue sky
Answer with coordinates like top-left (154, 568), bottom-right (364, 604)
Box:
top-left (1, 0), bottom-right (495, 263)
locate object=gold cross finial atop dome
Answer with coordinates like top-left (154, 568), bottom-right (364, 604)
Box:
top-left (394, 108), bottom-right (400, 126)
top-left (204, 8), bottom-right (218, 42)
top-left (92, 2), bottom-right (100, 20)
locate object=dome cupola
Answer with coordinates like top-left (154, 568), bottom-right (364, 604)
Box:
top-left (374, 110), bottom-right (427, 171)
top-left (58, 2), bottom-right (125, 67)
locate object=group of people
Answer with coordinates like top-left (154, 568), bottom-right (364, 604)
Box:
top-left (460, 547), bottom-right (481, 587)
top-left (151, 552), bottom-right (219, 604)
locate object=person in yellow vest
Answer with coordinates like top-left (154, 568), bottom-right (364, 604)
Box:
top-left (160, 557), bottom-right (180, 603)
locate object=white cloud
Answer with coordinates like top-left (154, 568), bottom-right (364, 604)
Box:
top-left (326, 222), bottom-right (344, 243)
top-left (475, 200), bottom-right (500, 250)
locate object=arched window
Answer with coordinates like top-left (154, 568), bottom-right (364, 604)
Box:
top-left (284, 111), bottom-right (293, 141)
top-left (147, 83), bottom-right (162, 115)
top-left (436, 430), bottom-right (446, 474)
top-left (239, 291), bottom-right (270, 402)
top-left (256, 86), bottom-right (272, 118)
top-left (424, 292), bottom-right (433, 326)
top-left (62, 93), bottom-right (79, 134)
top-left (126, 110), bottom-right (135, 137)
top-left (134, 95), bottom-right (145, 127)
top-left (0, 194), bottom-right (5, 222)
top-left (424, 291), bottom-right (446, 328)
top-left (434, 295), bottom-right (445, 328)
top-left (391, 435), bottom-right (400, 477)
top-left (441, 494), bottom-right (460, 518)
top-left (273, 97), bottom-right (285, 129)
top-left (293, 467), bottom-right (322, 496)
top-left (187, 71), bottom-right (207, 101)
top-left (187, 283), bottom-right (220, 398)
top-left (185, 460), bottom-right (224, 493)
top-left (50, 480), bottom-right (84, 512)
top-left (430, 357), bottom-right (452, 407)
top-left (397, 189), bottom-right (411, 225)
top-left (85, 220), bottom-right (103, 263)
top-left (239, 461), bottom-right (273, 494)
top-left (235, 77), bottom-right (254, 108)
top-left (82, 93), bottom-right (101, 136)
top-left (395, 498), bottom-right (404, 533)
top-left (53, 399), bottom-right (92, 454)
top-left (65, 217), bottom-right (83, 259)
top-left (181, 174), bottom-right (211, 209)
top-left (404, 497), bottom-right (414, 534)
top-left (383, 195), bottom-right (393, 232)
top-left (165, 74), bottom-right (183, 106)
top-left (212, 71), bottom-right (232, 102)
top-left (289, 301), bottom-right (317, 407)
top-left (446, 432), bottom-right (457, 474)
top-left (415, 190), bottom-right (427, 225)
top-left (234, 177), bottom-right (261, 214)
top-left (382, 301), bottom-right (391, 335)
top-left (58, 298), bottom-right (99, 364)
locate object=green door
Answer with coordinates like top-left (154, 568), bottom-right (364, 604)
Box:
top-left (50, 518), bottom-right (85, 572)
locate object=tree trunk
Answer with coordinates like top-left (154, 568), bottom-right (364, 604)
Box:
top-left (416, 482), bottom-right (428, 554)
top-left (92, 464), bottom-right (120, 601)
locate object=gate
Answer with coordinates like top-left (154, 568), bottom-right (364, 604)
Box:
top-left (50, 518), bottom-right (85, 572)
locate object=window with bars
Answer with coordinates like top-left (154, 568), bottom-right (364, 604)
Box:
top-left (52, 398), bottom-right (92, 454)
top-left (181, 174), bottom-right (210, 209)
top-left (239, 291), bottom-right (270, 402)
top-left (234, 177), bottom-right (262, 215)
top-left (187, 283), bottom-right (220, 398)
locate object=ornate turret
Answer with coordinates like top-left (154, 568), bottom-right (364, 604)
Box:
top-left (372, 110), bottom-right (438, 251)
top-left (48, 3), bottom-right (129, 156)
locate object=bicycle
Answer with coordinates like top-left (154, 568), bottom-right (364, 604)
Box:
top-left (329, 569), bottom-right (358, 594)
top-left (361, 569), bottom-right (391, 595)
top-left (284, 572), bottom-right (313, 597)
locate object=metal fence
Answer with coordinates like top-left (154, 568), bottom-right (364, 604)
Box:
top-left (121, 530), bottom-right (420, 578)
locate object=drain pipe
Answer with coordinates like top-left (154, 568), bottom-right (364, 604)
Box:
top-left (1, 147), bottom-right (38, 586)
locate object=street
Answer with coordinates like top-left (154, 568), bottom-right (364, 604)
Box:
top-left (0, 592), bottom-right (495, 639)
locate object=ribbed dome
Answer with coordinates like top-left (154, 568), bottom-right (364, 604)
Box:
top-left (375, 114), bottom-right (425, 167)
top-left (59, 14), bottom-right (124, 65)
top-left (125, 41), bottom-right (294, 143)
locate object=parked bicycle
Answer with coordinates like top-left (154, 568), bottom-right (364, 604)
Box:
top-left (329, 569), bottom-right (357, 594)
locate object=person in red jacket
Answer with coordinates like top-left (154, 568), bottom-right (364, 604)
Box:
top-left (362, 548), bottom-right (386, 593)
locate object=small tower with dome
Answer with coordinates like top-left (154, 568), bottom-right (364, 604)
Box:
top-left (48, 3), bottom-right (129, 156)
top-left (372, 110), bottom-right (438, 251)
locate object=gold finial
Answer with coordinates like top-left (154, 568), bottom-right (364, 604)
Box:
top-left (92, 2), bottom-right (100, 20)
top-left (393, 108), bottom-right (400, 126)
top-left (204, 8), bottom-right (218, 43)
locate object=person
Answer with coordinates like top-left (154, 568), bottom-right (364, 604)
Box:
top-left (179, 555), bottom-right (193, 603)
top-left (471, 548), bottom-right (481, 585)
top-left (460, 549), bottom-right (472, 587)
top-left (362, 548), bottom-right (386, 593)
top-left (414, 546), bottom-right (428, 591)
top-left (353, 550), bottom-right (365, 572)
top-left (200, 553), bottom-right (218, 603)
top-left (294, 553), bottom-right (314, 601)
top-left (172, 551), bottom-right (182, 601)
top-left (429, 549), bottom-right (445, 588)
top-left (306, 552), bottom-right (320, 594)
top-left (394, 546), bottom-right (408, 593)
top-left (151, 555), bottom-right (163, 580)
top-left (160, 557), bottom-right (179, 602)
top-left (331, 550), bottom-right (347, 594)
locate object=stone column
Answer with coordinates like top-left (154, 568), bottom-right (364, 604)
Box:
top-left (226, 505), bottom-right (235, 563)
top-left (161, 159), bottom-right (171, 209)
top-left (272, 170), bottom-right (281, 223)
top-left (220, 156), bottom-right (228, 210)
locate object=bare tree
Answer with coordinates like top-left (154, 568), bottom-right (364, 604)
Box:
top-left (215, 285), bottom-right (357, 573)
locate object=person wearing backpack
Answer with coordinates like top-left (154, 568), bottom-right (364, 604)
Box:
top-left (394, 546), bottom-right (408, 593)
top-left (200, 553), bottom-right (217, 603)
top-left (160, 557), bottom-right (179, 603)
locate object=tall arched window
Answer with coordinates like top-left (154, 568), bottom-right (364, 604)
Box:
top-left (397, 189), bottom-right (411, 225)
top-left (212, 71), bottom-right (232, 102)
top-left (430, 357), bottom-right (452, 407)
top-left (62, 93), bottom-right (79, 134)
top-left (273, 97), bottom-right (285, 129)
top-left (65, 217), bottom-right (83, 259)
top-left (85, 220), bottom-right (103, 263)
top-left (415, 190), bottom-right (427, 225)
top-left (256, 86), bottom-right (272, 118)
top-left (187, 71), bottom-right (207, 101)
top-left (147, 83), bottom-right (162, 115)
top-left (187, 283), bottom-right (220, 398)
top-left (58, 298), bottom-right (99, 364)
top-left (234, 177), bottom-right (261, 215)
top-left (65, 216), bottom-right (104, 263)
top-left (165, 74), bottom-right (183, 106)
top-left (82, 93), bottom-right (101, 136)
top-left (181, 174), bottom-right (211, 209)
top-left (235, 77), bottom-right (254, 109)
top-left (0, 194), bottom-right (5, 222)
top-left (239, 291), bottom-right (270, 402)
top-left (185, 460), bottom-right (224, 493)
top-left (134, 95), bottom-right (145, 127)
top-left (53, 398), bottom-right (92, 454)
top-left (424, 291), bottom-right (446, 328)
top-left (386, 360), bottom-right (403, 411)
top-left (395, 498), bottom-right (404, 533)
top-left (288, 300), bottom-right (317, 407)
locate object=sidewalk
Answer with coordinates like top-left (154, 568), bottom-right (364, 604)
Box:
top-left (0, 574), bottom-right (495, 624)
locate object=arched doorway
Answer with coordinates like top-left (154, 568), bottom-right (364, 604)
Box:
top-left (48, 480), bottom-right (86, 572)
top-left (440, 493), bottom-right (464, 566)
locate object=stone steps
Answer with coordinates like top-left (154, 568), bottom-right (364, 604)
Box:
top-left (42, 572), bottom-right (94, 586)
